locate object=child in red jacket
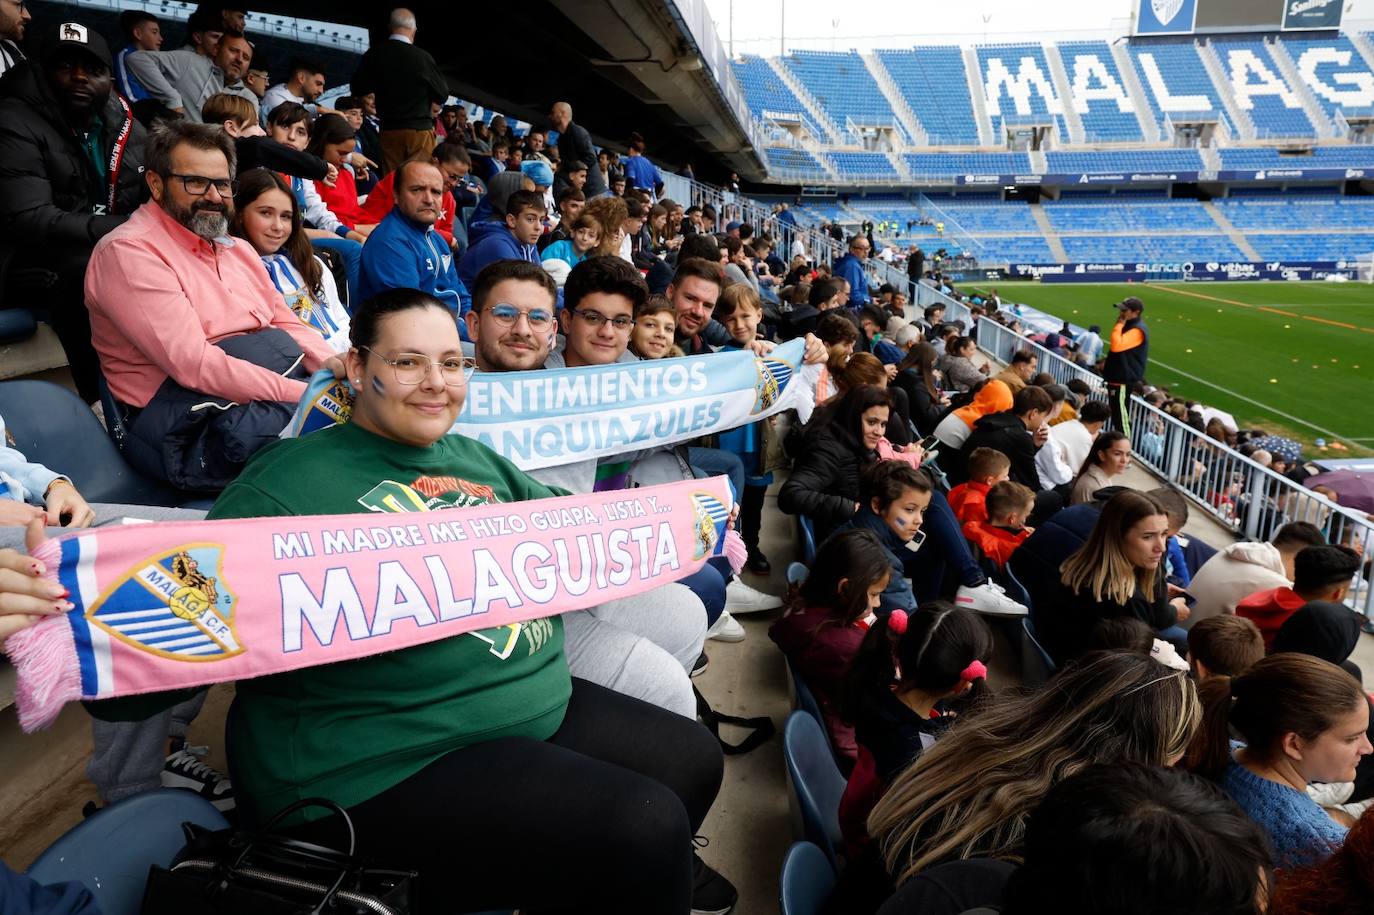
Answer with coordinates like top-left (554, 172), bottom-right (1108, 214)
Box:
top-left (963, 480), bottom-right (1035, 569)
top-left (948, 447), bottom-right (1010, 526)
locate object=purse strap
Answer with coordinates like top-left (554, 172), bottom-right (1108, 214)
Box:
top-left (694, 686), bottom-right (775, 755)
top-left (231, 797), bottom-right (356, 915)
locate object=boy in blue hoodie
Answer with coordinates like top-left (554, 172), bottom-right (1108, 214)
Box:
top-left (457, 189), bottom-right (545, 312)
top-left (829, 462), bottom-right (934, 614)
top-left (359, 160), bottom-right (467, 325)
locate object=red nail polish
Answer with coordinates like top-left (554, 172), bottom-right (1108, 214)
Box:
top-left (59, 588), bottom-right (69, 598)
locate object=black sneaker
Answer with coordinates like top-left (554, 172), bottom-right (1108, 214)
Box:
top-left (691, 852), bottom-right (738, 915)
top-left (691, 651), bottom-right (710, 678)
top-left (1363, 618), bottom-right (1374, 636)
top-left (163, 742), bottom-right (235, 812)
top-left (746, 549), bottom-right (771, 576)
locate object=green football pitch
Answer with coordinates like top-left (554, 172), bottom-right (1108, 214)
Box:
top-left (965, 281), bottom-right (1374, 456)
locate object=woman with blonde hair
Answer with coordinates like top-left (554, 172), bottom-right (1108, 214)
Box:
top-left (868, 651), bottom-right (1200, 890)
top-left (1043, 490), bottom-right (1187, 664)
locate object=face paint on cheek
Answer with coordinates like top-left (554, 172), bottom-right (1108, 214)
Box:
top-left (371, 375), bottom-right (386, 395)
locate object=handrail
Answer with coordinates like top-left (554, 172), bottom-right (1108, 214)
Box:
top-left (973, 317), bottom-right (1106, 394)
top-left (1126, 396), bottom-right (1374, 617)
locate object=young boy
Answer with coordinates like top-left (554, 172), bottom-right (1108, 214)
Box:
top-left (962, 480), bottom-right (1035, 569)
top-left (829, 461), bottom-right (933, 614)
top-left (948, 447), bottom-right (1011, 526)
top-left (540, 213), bottom-right (601, 271)
top-left (1186, 615), bottom-right (1264, 679)
top-left (458, 190), bottom-right (546, 310)
top-left (714, 285), bottom-right (774, 574)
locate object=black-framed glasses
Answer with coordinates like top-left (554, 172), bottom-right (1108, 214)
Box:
top-left (360, 347), bottom-right (476, 386)
top-left (167, 173), bottom-right (237, 196)
top-left (488, 303), bottom-right (554, 330)
top-left (571, 307), bottom-right (635, 331)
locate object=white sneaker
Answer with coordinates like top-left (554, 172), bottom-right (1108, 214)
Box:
top-left (954, 581), bottom-right (1029, 618)
top-left (725, 579), bottom-right (784, 615)
top-left (707, 611), bottom-right (746, 643)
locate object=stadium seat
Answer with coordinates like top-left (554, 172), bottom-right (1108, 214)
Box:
top-left (1020, 617), bottom-right (1057, 687)
top-left (782, 710), bottom-right (847, 870)
top-left (0, 380), bottom-right (194, 508)
top-left (26, 789), bottom-right (230, 915)
top-left (779, 841), bottom-right (837, 915)
top-left (786, 657), bottom-right (826, 728)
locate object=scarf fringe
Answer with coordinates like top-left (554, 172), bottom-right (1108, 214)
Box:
top-left (7, 614), bottom-right (82, 732)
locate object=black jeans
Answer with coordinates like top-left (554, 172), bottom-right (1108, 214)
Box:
top-left (291, 678), bottom-right (723, 914)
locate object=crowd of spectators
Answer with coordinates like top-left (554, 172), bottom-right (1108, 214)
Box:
top-left (0, 5), bottom-right (1373, 915)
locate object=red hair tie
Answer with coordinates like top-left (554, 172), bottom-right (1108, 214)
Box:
top-left (960, 660), bottom-right (987, 682)
top-left (887, 609), bottom-right (909, 635)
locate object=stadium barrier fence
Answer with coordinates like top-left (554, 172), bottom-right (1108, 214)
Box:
top-left (969, 310), bottom-right (1374, 618)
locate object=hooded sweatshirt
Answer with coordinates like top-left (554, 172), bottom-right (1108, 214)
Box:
top-left (830, 507), bottom-right (918, 614)
top-left (1183, 541), bottom-right (1290, 630)
top-left (457, 219), bottom-right (538, 311)
top-left (933, 380), bottom-right (1013, 451)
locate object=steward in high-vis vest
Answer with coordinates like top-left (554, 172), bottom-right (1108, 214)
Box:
top-left (1103, 296), bottom-right (1149, 436)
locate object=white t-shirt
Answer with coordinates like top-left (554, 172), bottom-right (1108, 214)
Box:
top-left (1051, 420), bottom-right (1096, 476)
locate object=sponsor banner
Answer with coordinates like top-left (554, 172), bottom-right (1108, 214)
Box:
top-left (1135, 0), bottom-right (1199, 35)
top-left (953, 171), bottom-right (1197, 186)
top-left (1282, 0), bottom-right (1343, 30)
top-left (1007, 260), bottom-right (1358, 283)
top-left (945, 268), bottom-right (1008, 282)
top-left (1218, 167), bottom-right (1369, 182)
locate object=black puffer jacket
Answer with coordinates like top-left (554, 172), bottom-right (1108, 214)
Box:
top-left (955, 410), bottom-right (1042, 490)
top-left (0, 62), bottom-right (147, 292)
top-left (779, 422), bottom-right (873, 543)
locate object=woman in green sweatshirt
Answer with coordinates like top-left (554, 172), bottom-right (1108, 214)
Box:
top-left (46, 288), bottom-right (726, 914)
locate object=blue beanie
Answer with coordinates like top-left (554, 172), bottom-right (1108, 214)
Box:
top-left (521, 159), bottom-right (554, 189)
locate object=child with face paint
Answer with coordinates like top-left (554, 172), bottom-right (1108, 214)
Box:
top-left (827, 461), bottom-right (933, 615)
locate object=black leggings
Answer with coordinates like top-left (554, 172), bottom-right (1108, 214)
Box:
top-left (291, 678), bottom-right (723, 914)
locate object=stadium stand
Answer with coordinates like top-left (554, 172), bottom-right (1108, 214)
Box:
top-left (1044, 149), bottom-right (1204, 173)
top-left (975, 42), bottom-right (1070, 140)
top-left (1056, 40), bottom-right (1145, 143)
top-left (1276, 34), bottom-right (1374, 121)
top-left (1126, 38), bottom-right (1230, 133)
top-left (735, 54), bottom-right (827, 140)
top-left (1211, 38), bottom-right (1319, 138)
top-left (779, 50), bottom-right (902, 141)
top-left (874, 47), bottom-right (983, 145)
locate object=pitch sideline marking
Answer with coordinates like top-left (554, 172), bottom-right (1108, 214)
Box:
top-left (1149, 283), bottom-right (1374, 333)
top-left (1149, 357), bottom-right (1359, 444)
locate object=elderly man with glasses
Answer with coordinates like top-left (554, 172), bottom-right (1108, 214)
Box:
top-left (832, 233), bottom-right (873, 311)
top-left (84, 121), bottom-right (338, 487)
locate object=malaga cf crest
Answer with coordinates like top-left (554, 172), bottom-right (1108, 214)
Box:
top-left (752, 357), bottom-right (793, 415)
top-left (86, 545), bottom-right (243, 661)
top-left (690, 492), bottom-right (730, 560)
top-left (1151, 0), bottom-right (1185, 25)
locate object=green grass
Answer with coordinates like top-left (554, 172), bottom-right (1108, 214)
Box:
top-left (967, 281), bottom-right (1374, 456)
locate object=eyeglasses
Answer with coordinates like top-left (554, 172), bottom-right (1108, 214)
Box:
top-left (360, 347), bottom-right (476, 386)
top-left (167, 173), bottom-right (237, 196)
top-left (571, 308), bottom-right (635, 331)
top-left (487, 303), bottom-right (553, 330)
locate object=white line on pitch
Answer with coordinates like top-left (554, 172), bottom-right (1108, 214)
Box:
top-left (1149, 358), bottom-right (1360, 443)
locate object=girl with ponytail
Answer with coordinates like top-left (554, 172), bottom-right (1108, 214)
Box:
top-left (839, 602), bottom-right (994, 858)
top-left (1187, 653), bottom-right (1372, 868)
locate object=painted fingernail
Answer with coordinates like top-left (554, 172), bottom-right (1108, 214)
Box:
top-left (46, 584), bottom-right (66, 598)
top-left (55, 601), bottom-right (75, 613)
top-left (30, 562), bottom-right (44, 576)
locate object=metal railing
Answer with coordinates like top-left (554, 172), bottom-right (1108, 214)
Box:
top-left (973, 317), bottom-right (1107, 396)
top-left (1127, 396), bottom-right (1374, 617)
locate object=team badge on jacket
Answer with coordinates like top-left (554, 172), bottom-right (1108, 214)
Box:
top-left (87, 546), bottom-right (242, 661)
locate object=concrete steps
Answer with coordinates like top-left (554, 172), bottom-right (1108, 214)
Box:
top-left (1029, 203), bottom-right (1070, 261)
top-left (1202, 200), bottom-right (1262, 260)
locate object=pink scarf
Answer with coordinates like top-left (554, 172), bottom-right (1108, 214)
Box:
top-left (6, 477), bottom-right (731, 732)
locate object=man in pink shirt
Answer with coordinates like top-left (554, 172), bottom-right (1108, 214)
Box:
top-left (85, 121), bottom-right (338, 486)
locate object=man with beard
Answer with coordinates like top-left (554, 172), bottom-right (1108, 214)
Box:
top-left (0, 0), bottom-right (30, 77)
top-left (84, 122), bottom-right (336, 466)
top-left (259, 57), bottom-right (325, 123)
top-left (0, 21), bottom-right (147, 402)
top-left (125, 27), bottom-right (256, 121)
top-left (359, 160), bottom-right (465, 317)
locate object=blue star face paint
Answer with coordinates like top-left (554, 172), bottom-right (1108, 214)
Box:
top-left (371, 375), bottom-right (387, 395)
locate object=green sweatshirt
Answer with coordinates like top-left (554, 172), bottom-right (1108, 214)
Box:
top-left (99, 421), bottom-right (573, 824)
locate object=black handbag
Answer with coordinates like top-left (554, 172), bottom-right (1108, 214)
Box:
top-left (141, 797), bottom-right (418, 915)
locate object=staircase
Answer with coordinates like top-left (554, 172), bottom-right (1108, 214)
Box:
top-left (962, 46), bottom-right (995, 146)
top-left (1202, 200), bottom-right (1261, 260)
top-left (1043, 42), bottom-right (1086, 145)
top-left (1352, 32), bottom-right (1374, 75)
top-left (767, 57), bottom-right (845, 145)
top-left (1197, 40), bottom-right (1256, 140)
top-left (1266, 36), bottom-right (1336, 140)
top-left (1111, 41), bottom-right (1162, 142)
top-left (1030, 203), bottom-right (1070, 262)
top-left (1199, 145), bottom-right (1222, 171)
top-left (885, 151), bottom-right (914, 183)
top-left (861, 51), bottom-right (928, 147)
top-left (1029, 148), bottom-right (1048, 173)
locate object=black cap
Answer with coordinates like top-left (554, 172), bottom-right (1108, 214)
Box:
top-left (1116, 296), bottom-right (1144, 314)
top-left (43, 22), bottom-right (113, 70)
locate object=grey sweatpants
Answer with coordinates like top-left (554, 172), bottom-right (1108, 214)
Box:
top-left (562, 582), bottom-right (706, 719)
top-left (0, 504), bottom-right (212, 804)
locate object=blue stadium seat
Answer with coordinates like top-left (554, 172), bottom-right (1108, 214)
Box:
top-left (1127, 38), bottom-right (1226, 134)
top-left (1057, 41), bottom-right (1144, 142)
top-left (786, 657), bottom-right (826, 728)
top-left (0, 380), bottom-right (195, 508)
top-left (1211, 39), bottom-right (1316, 138)
top-left (1277, 35), bottom-right (1374, 121)
top-left (26, 789), bottom-right (230, 915)
top-left (975, 43), bottom-right (1069, 140)
top-left (1020, 617), bottom-right (1056, 687)
top-left (782, 711), bottom-right (847, 871)
top-left (876, 47), bottom-right (981, 145)
top-left (782, 50), bottom-right (900, 140)
top-left (780, 841), bottom-right (837, 915)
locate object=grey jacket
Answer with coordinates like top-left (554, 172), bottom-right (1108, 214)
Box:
top-left (124, 48), bottom-right (257, 122)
